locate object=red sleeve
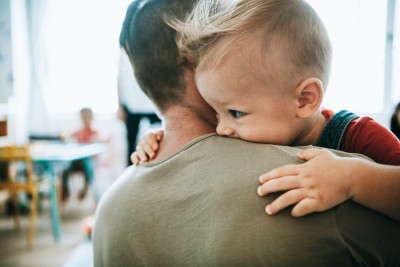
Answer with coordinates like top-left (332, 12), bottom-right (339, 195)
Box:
top-left (341, 117), bottom-right (400, 165)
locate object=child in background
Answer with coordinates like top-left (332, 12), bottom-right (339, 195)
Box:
top-left (69, 108), bottom-right (98, 143)
top-left (62, 107), bottom-right (99, 201)
top-left (133, 0), bottom-right (400, 221)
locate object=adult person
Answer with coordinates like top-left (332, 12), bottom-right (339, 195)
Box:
top-left (117, 50), bottom-right (161, 166)
top-left (92, 0), bottom-right (400, 266)
top-left (390, 102), bottom-right (400, 139)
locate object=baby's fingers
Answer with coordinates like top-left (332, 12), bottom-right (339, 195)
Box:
top-left (130, 149), bottom-right (149, 165)
top-left (141, 133), bottom-right (161, 151)
top-left (265, 189), bottom-right (304, 215)
top-left (258, 176), bottom-right (300, 196)
top-left (155, 130), bottom-right (164, 141)
top-left (291, 198), bottom-right (319, 217)
top-left (130, 152), bottom-right (141, 165)
top-left (259, 164), bottom-right (299, 184)
top-left (139, 139), bottom-right (157, 159)
top-left (297, 148), bottom-right (327, 161)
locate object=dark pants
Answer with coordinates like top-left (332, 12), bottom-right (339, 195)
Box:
top-left (62, 160), bottom-right (89, 201)
top-left (123, 105), bottom-right (161, 166)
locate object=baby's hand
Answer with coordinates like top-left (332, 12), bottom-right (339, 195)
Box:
top-left (257, 148), bottom-right (352, 217)
top-left (131, 130), bottom-right (164, 165)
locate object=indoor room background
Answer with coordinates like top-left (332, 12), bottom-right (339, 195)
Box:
top-left (0, 0), bottom-right (399, 266)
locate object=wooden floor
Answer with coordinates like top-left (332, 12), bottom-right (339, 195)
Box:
top-left (0, 174), bottom-right (109, 267)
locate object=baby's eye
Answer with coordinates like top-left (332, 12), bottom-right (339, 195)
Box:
top-left (228, 110), bottom-right (246, 118)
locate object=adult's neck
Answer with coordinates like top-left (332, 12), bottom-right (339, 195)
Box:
top-left (152, 105), bottom-right (216, 161)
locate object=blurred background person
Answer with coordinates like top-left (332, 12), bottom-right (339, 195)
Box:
top-left (61, 107), bottom-right (99, 202)
top-left (117, 50), bottom-right (161, 166)
top-left (391, 102), bottom-right (400, 140)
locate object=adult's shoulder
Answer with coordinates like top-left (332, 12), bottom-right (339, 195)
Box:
top-left (334, 201), bottom-right (400, 265)
top-left (193, 134), bottom-right (305, 156)
top-left (195, 135), bottom-right (367, 162)
top-left (95, 165), bottom-right (137, 214)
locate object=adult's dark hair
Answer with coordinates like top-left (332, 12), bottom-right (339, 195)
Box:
top-left (390, 102), bottom-right (400, 140)
top-left (119, 0), bottom-right (196, 112)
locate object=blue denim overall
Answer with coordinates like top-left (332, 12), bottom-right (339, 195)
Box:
top-left (318, 110), bottom-right (359, 150)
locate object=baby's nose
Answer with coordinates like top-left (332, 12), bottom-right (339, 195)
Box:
top-left (216, 123), bottom-right (235, 137)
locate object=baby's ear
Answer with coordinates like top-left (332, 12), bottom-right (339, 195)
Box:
top-left (295, 77), bottom-right (324, 119)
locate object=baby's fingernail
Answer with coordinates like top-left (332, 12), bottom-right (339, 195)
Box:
top-left (259, 173), bottom-right (269, 182)
top-left (257, 186), bottom-right (262, 196)
top-left (266, 205), bottom-right (273, 215)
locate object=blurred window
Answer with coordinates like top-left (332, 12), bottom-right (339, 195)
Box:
top-left (307, 0), bottom-right (388, 113)
top-left (46, 0), bottom-right (131, 114)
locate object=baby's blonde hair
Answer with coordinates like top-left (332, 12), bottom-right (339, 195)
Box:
top-left (168, 0), bottom-right (332, 88)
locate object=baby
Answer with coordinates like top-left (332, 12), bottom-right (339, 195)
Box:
top-left (134, 0), bottom-right (400, 221)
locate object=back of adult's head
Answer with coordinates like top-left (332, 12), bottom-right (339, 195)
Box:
top-left (171, 0), bottom-right (332, 90)
top-left (119, 0), bottom-right (197, 113)
top-left (390, 102), bottom-right (400, 139)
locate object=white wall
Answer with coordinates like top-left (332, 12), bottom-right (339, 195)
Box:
top-left (0, 0), bottom-right (13, 104)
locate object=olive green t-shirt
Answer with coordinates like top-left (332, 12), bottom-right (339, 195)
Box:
top-left (93, 134), bottom-right (400, 267)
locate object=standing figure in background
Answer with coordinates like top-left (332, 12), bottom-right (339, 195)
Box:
top-left (117, 50), bottom-right (161, 166)
top-left (391, 102), bottom-right (400, 140)
top-left (62, 107), bottom-right (98, 202)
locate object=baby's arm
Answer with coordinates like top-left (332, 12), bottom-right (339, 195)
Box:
top-left (131, 130), bottom-right (164, 164)
top-left (258, 148), bottom-right (400, 221)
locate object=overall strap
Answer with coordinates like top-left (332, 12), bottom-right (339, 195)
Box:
top-left (318, 110), bottom-right (359, 150)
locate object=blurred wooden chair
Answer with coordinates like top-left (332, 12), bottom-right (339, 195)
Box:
top-left (0, 145), bottom-right (38, 248)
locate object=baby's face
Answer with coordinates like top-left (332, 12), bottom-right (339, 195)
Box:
top-left (195, 43), bottom-right (302, 145)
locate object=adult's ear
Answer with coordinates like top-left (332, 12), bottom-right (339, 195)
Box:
top-left (295, 77), bottom-right (324, 119)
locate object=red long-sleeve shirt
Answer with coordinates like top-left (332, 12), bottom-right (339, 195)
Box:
top-left (322, 109), bottom-right (400, 165)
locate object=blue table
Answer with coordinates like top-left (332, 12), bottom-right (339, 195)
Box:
top-left (31, 142), bottom-right (106, 241)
